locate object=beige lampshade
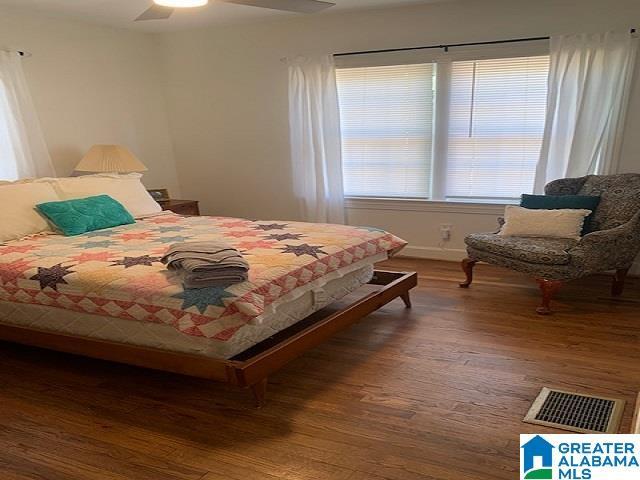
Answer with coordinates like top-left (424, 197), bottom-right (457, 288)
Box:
top-left (75, 145), bottom-right (148, 173)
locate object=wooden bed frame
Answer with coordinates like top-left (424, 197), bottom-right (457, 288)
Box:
top-left (0, 269), bottom-right (417, 407)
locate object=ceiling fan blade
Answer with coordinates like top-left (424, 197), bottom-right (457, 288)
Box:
top-left (135, 4), bottom-right (175, 21)
top-left (221, 0), bottom-right (335, 14)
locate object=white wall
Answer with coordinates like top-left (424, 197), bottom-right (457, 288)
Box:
top-left (159, 0), bottom-right (640, 260)
top-left (0, 8), bottom-right (180, 195)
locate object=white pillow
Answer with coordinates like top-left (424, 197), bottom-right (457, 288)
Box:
top-left (499, 205), bottom-right (591, 240)
top-left (44, 173), bottom-right (162, 218)
top-left (0, 182), bottom-right (61, 242)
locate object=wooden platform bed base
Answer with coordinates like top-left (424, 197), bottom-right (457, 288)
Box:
top-left (0, 270), bottom-right (417, 408)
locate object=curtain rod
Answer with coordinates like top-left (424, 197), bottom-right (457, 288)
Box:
top-left (1, 49), bottom-right (32, 58)
top-left (333, 29), bottom-right (637, 57)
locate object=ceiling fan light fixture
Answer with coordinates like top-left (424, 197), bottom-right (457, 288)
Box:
top-left (154, 0), bottom-right (208, 7)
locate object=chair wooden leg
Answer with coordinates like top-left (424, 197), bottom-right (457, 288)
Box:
top-left (536, 279), bottom-right (563, 315)
top-left (459, 258), bottom-right (477, 288)
top-left (612, 268), bottom-right (629, 297)
top-left (250, 378), bottom-right (268, 408)
top-left (400, 292), bottom-right (412, 308)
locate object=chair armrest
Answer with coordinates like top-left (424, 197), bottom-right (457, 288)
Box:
top-left (570, 211), bottom-right (640, 271)
top-left (544, 176), bottom-right (588, 196)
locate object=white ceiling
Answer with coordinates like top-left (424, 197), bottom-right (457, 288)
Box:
top-left (0, 0), bottom-right (447, 33)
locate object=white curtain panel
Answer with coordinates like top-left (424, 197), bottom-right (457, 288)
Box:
top-left (0, 51), bottom-right (55, 180)
top-left (288, 55), bottom-right (345, 224)
top-left (534, 31), bottom-right (637, 192)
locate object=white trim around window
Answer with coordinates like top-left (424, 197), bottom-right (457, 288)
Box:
top-left (345, 196), bottom-right (511, 215)
top-left (335, 41), bottom-right (551, 205)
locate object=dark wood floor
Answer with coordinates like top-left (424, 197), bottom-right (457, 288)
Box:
top-left (1, 258), bottom-right (639, 480)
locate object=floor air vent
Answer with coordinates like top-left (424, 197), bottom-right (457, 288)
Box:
top-left (524, 387), bottom-right (625, 434)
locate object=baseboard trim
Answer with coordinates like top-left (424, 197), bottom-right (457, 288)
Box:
top-left (397, 245), bottom-right (467, 262)
top-left (397, 246), bottom-right (640, 277)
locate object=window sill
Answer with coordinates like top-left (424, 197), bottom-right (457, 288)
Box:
top-left (344, 197), bottom-right (512, 215)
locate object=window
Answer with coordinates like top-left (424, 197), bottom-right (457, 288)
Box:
top-left (0, 82), bottom-right (19, 180)
top-left (446, 56), bottom-right (550, 200)
top-left (336, 50), bottom-right (550, 201)
top-left (336, 63), bottom-right (435, 198)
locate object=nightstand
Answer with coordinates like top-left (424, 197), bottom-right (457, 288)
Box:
top-left (158, 199), bottom-right (200, 216)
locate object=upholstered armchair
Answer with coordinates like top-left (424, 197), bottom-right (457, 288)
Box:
top-left (460, 174), bottom-right (640, 314)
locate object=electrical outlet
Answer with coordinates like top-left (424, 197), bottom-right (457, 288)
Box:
top-left (440, 224), bottom-right (452, 241)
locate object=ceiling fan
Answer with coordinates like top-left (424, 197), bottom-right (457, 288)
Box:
top-left (136, 0), bottom-right (336, 21)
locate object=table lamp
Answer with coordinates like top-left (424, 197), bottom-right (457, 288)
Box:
top-left (75, 145), bottom-right (148, 173)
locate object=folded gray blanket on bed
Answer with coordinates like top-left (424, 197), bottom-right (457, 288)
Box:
top-left (161, 241), bottom-right (249, 289)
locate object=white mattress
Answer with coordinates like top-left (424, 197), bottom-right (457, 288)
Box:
top-left (0, 263), bottom-right (375, 359)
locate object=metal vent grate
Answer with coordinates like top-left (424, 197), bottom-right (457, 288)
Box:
top-left (524, 387), bottom-right (625, 434)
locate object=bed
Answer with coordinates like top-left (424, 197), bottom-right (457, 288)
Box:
top-left (0, 212), bottom-right (416, 406)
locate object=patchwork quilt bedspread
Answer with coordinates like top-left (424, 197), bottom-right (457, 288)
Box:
top-left (0, 214), bottom-right (406, 341)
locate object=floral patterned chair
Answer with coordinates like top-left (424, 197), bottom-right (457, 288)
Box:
top-left (460, 173), bottom-right (640, 314)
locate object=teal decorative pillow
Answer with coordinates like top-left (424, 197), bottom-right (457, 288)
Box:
top-left (36, 195), bottom-right (135, 236)
top-left (521, 194), bottom-right (601, 234)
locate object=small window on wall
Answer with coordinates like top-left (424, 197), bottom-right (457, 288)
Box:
top-left (335, 50), bottom-right (550, 202)
top-left (0, 82), bottom-right (19, 180)
top-left (336, 63), bottom-right (435, 199)
top-left (446, 55), bottom-right (550, 200)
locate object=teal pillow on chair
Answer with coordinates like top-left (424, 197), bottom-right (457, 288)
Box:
top-left (36, 195), bottom-right (135, 236)
top-left (520, 194), bottom-right (601, 234)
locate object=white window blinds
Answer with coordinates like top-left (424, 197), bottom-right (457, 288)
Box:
top-left (336, 63), bottom-right (435, 198)
top-left (445, 55), bottom-right (550, 199)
